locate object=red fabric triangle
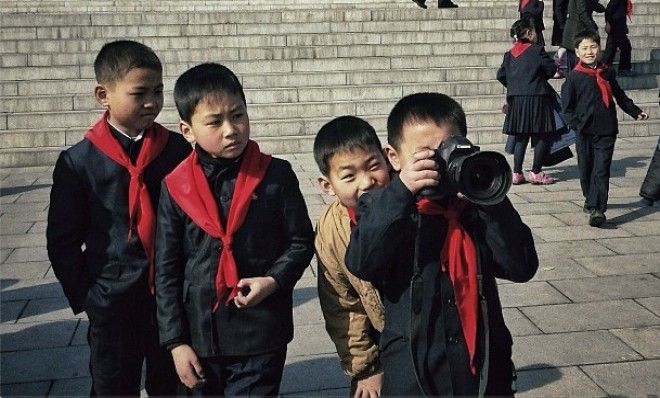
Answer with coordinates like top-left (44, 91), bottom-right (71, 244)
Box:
top-left (510, 41), bottom-right (532, 58)
top-left (85, 111), bottom-right (169, 294)
top-left (573, 62), bottom-right (613, 108)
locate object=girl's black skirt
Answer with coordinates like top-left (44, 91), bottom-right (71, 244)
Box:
top-left (503, 95), bottom-right (556, 135)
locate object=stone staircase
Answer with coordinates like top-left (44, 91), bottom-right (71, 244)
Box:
top-left (1, 0), bottom-right (658, 167)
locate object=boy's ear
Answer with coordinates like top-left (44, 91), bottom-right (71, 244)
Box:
top-left (179, 120), bottom-right (196, 144)
top-left (94, 84), bottom-right (109, 108)
top-left (317, 176), bottom-right (336, 196)
top-left (385, 145), bottom-right (402, 172)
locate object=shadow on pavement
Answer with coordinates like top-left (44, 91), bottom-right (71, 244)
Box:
top-left (515, 363), bottom-right (562, 393)
top-left (0, 184), bottom-right (52, 197)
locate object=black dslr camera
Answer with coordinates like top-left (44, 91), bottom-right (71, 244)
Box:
top-left (418, 136), bottom-right (512, 206)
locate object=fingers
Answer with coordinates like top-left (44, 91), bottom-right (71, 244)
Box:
top-left (400, 150), bottom-right (440, 194)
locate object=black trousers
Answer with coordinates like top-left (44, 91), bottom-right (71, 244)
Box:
top-left (86, 297), bottom-right (178, 397)
top-left (602, 28), bottom-right (632, 70)
top-left (178, 347), bottom-right (287, 397)
top-left (576, 134), bottom-right (617, 212)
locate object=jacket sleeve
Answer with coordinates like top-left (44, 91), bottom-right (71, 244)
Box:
top-left (576, 0), bottom-right (598, 29)
top-left (264, 162), bottom-right (315, 292)
top-left (46, 151), bottom-right (90, 314)
top-left (497, 54), bottom-right (508, 87)
top-left (475, 197), bottom-right (539, 282)
top-left (316, 249), bottom-right (381, 379)
top-left (540, 47), bottom-right (558, 79)
top-left (561, 75), bottom-right (580, 131)
top-left (155, 181), bottom-right (190, 348)
top-left (345, 176), bottom-right (415, 283)
top-left (592, 0), bottom-right (606, 13)
top-left (610, 73), bottom-right (643, 118)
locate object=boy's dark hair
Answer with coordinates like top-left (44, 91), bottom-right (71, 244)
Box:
top-left (574, 30), bottom-right (601, 49)
top-left (314, 116), bottom-right (382, 176)
top-left (174, 63), bottom-right (246, 123)
top-left (510, 17), bottom-right (535, 40)
top-left (94, 40), bottom-right (162, 84)
top-left (387, 92), bottom-right (467, 150)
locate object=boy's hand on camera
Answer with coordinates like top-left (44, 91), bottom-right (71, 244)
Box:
top-left (637, 112), bottom-right (649, 121)
top-left (233, 276), bottom-right (278, 308)
top-left (171, 344), bottom-right (206, 389)
top-left (399, 149), bottom-right (439, 195)
top-left (355, 372), bottom-right (383, 398)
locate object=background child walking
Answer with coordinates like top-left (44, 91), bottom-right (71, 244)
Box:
top-left (562, 30), bottom-right (648, 227)
top-left (313, 116), bottom-right (390, 398)
top-left (498, 18), bottom-right (559, 185)
top-left (520, 0), bottom-right (547, 46)
top-left (47, 40), bottom-right (191, 396)
top-left (602, 0), bottom-right (635, 76)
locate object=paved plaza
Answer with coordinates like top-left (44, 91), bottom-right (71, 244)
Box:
top-left (1, 136), bottom-right (659, 397)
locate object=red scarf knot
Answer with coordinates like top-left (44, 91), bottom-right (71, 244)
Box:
top-left (165, 140), bottom-right (272, 311)
top-left (416, 197), bottom-right (479, 375)
top-left (84, 111), bottom-right (169, 295)
top-left (573, 62), bottom-right (613, 108)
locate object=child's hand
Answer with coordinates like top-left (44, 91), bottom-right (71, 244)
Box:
top-left (171, 344), bottom-right (206, 389)
top-left (637, 112), bottom-right (649, 121)
top-left (233, 276), bottom-right (279, 308)
top-left (354, 372), bottom-right (383, 398)
top-left (398, 149), bottom-right (439, 195)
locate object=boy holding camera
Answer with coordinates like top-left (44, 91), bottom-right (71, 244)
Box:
top-left (345, 92), bottom-right (539, 396)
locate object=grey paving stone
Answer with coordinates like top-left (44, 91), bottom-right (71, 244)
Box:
top-left (532, 258), bottom-right (596, 281)
top-left (532, 225), bottom-right (633, 242)
top-left (0, 261), bottom-right (50, 279)
top-left (513, 330), bottom-right (642, 368)
top-left (27, 221), bottom-right (47, 234)
top-left (637, 297), bottom-right (660, 317)
top-left (0, 248), bottom-right (12, 263)
top-left (575, 253), bottom-right (660, 276)
top-left (550, 274), bottom-right (660, 302)
top-left (18, 297), bottom-right (82, 323)
top-left (292, 295), bottom-right (324, 327)
top-left (1, 277), bottom-right (64, 300)
top-left (0, 193), bottom-right (21, 204)
top-left (619, 220), bottom-right (660, 236)
top-left (0, 221), bottom-right (32, 234)
top-left (520, 214), bottom-right (566, 228)
top-left (0, 345), bottom-right (89, 383)
top-left (0, 381), bottom-right (51, 397)
top-left (0, 233), bottom-right (46, 249)
top-left (0, 210), bottom-right (49, 224)
top-left (282, 387), bottom-right (350, 397)
top-left (280, 353), bottom-right (348, 395)
top-left (289, 323), bottom-right (336, 358)
top-left (611, 326), bottom-right (660, 359)
top-left (512, 202), bottom-right (582, 216)
top-left (516, 366), bottom-right (606, 398)
top-left (497, 281), bottom-right (571, 308)
top-left (581, 359), bottom-right (660, 397)
top-left (0, 300), bottom-right (26, 323)
top-left (0, 319), bottom-right (77, 351)
top-left (0, 202), bottom-right (49, 214)
top-left (534, 240), bottom-right (616, 259)
top-left (517, 190), bottom-right (584, 204)
top-left (5, 246), bottom-right (49, 263)
top-left (502, 308), bottom-right (541, 336)
top-left (599, 235), bottom-right (660, 254)
top-left (14, 191), bottom-right (50, 203)
top-left (521, 299), bottom-right (660, 333)
top-left (49, 377), bottom-right (91, 397)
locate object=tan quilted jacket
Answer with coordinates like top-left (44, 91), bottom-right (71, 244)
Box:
top-left (315, 200), bottom-right (385, 379)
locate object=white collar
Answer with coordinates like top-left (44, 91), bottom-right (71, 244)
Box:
top-left (107, 118), bottom-right (144, 142)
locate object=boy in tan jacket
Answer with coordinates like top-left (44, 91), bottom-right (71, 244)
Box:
top-left (313, 116), bottom-right (390, 397)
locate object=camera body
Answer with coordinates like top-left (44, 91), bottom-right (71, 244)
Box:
top-left (419, 136), bottom-right (512, 206)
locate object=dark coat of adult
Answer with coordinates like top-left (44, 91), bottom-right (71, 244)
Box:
top-left (155, 147), bottom-right (315, 358)
top-left (520, 0), bottom-right (546, 46)
top-left (562, 0), bottom-right (606, 49)
top-left (605, 0), bottom-right (629, 33)
top-left (561, 64), bottom-right (642, 136)
top-left (47, 130), bottom-right (191, 314)
top-left (497, 43), bottom-right (557, 97)
top-left (640, 138), bottom-right (660, 201)
top-left (345, 176), bottom-right (539, 396)
top-left (552, 0), bottom-right (569, 45)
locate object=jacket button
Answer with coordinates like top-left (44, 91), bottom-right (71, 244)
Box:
top-left (447, 298), bottom-right (455, 306)
top-left (218, 241), bottom-right (223, 251)
top-left (221, 195), bottom-right (230, 202)
top-left (449, 336), bottom-right (460, 344)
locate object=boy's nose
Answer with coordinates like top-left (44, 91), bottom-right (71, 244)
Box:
top-left (359, 175), bottom-right (375, 191)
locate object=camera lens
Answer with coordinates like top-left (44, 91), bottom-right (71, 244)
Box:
top-left (454, 152), bottom-right (512, 206)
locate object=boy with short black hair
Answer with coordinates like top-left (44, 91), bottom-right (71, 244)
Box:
top-left (155, 62), bottom-right (314, 396)
top-left (313, 116), bottom-right (390, 397)
top-left (345, 92), bottom-right (539, 396)
top-left (562, 30), bottom-right (648, 227)
top-left (47, 40), bottom-right (191, 396)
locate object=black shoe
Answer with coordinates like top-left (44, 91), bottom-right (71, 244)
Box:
top-left (640, 197), bottom-right (654, 207)
top-left (588, 210), bottom-right (606, 227)
top-left (439, 0), bottom-right (458, 7)
top-left (583, 204), bottom-right (594, 214)
top-left (412, 0), bottom-right (428, 8)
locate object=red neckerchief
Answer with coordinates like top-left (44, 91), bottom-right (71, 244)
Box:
top-left (573, 62), bottom-right (613, 108)
top-left (519, 0), bottom-right (531, 11)
top-left (84, 111), bottom-right (169, 294)
top-left (165, 140), bottom-right (271, 311)
top-left (627, 0), bottom-right (633, 21)
top-left (510, 40), bottom-right (532, 58)
top-left (346, 206), bottom-right (357, 229)
top-left (417, 197), bottom-right (478, 375)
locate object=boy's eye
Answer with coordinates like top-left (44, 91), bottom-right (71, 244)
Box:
top-left (340, 174), bottom-right (355, 181)
top-left (232, 113), bottom-right (244, 120)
